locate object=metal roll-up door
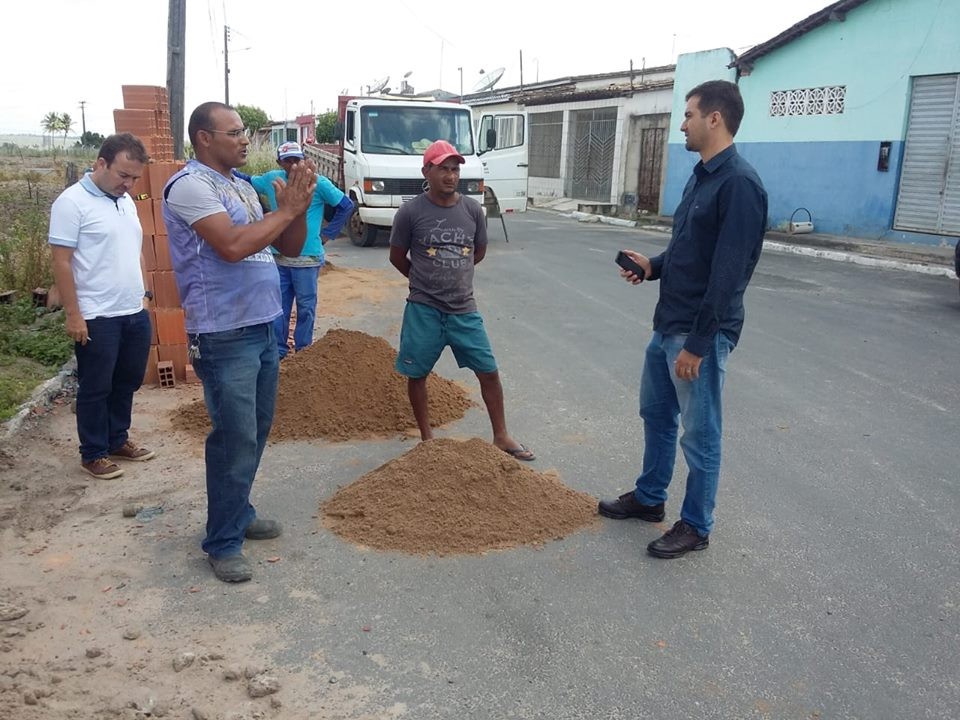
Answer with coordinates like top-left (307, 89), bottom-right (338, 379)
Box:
top-left (894, 74), bottom-right (960, 235)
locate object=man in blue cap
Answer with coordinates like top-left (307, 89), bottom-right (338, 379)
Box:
top-left (251, 141), bottom-right (355, 358)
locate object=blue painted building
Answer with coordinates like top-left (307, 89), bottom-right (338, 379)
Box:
top-left (661, 0), bottom-right (960, 246)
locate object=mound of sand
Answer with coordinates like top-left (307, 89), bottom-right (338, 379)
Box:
top-left (174, 329), bottom-right (473, 442)
top-left (322, 438), bottom-right (599, 555)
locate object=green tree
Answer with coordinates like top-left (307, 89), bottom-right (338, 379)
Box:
top-left (76, 131), bottom-right (106, 149)
top-left (235, 104), bottom-right (270, 134)
top-left (314, 110), bottom-right (337, 143)
top-left (59, 113), bottom-right (74, 147)
top-left (41, 111), bottom-right (61, 143)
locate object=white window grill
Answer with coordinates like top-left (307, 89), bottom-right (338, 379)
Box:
top-left (770, 86), bottom-right (846, 116)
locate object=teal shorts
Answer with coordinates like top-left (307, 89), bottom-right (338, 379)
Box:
top-left (395, 301), bottom-right (498, 378)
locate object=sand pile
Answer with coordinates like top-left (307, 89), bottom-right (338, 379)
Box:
top-left (175, 329), bottom-right (472, 441)
top-left (322, 438), bottom-right (599, 555)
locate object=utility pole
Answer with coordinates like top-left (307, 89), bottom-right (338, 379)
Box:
top-left (519, 49), bottom-right (524, 90)
top-left (78, 100), bottom-right (87, 135)
top-left (167, 0), bottom-right (186, 159)
top-left (224, 25), bottom-right (231, 105)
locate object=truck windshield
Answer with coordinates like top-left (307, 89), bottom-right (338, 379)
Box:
top-left (360, 106), bottom-right (474, 156)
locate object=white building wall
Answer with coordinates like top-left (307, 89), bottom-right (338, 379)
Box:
top-left (467, 68), bottom-right (675, 207)
top-left (524, 89), bottom-right (673, 204)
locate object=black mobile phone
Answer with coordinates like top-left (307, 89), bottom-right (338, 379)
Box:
top-left (615, 251), bottom-right (646, 281)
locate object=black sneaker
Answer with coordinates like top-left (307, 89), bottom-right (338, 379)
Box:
top-left (597, 491), bottom-right (665, 521)
top-left (647, 520), bottom-right (709, 559)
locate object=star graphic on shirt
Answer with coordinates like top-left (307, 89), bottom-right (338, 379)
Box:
top-left (461, 247), bottom-right (471, 256)
top-left (426, 247), bottom-right (438, 257)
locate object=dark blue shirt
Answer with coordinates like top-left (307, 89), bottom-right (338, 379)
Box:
top-left (649, 144), bottom-right (767, 357)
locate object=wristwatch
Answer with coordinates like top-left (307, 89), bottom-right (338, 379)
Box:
top-left (144, 291), bottom-right (154, 300)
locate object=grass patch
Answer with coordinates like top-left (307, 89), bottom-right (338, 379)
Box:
top-left (0, 354), bottom-right (54, 421)
top-left (0, 299), bottom-right (72, 422)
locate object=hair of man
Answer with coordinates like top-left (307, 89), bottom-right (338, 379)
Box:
top-left (188, 101), bottom-right (235, 146)
top-left (685, 80), bottom-right (745, 137)
top-left (97, 133), bottom-right (149, 165)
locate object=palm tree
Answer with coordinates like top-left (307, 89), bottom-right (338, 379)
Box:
top-left (59, 113), bottom-right (74, 148)
top-left (41, 111), bottom-right (60, 146)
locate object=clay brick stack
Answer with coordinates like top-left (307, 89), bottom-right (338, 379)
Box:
top-left (116, 85), bottom-right (174, 162)
top-left (114, 84), bottom-right (192, 387)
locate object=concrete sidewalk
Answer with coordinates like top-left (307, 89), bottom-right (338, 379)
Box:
top-left (530, 198), bottom-right (959, 277)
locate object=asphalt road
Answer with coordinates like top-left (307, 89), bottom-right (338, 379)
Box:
top-left (163, 210), bottom-right (960, 719)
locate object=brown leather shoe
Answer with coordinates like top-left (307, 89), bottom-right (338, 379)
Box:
top-left (647, 520), bottom-right (709, 559)
top-left (81, 457), bottom-right (124, 479)
top-left (597, 491), bottom-right (665, 521)
top-left (109, 441), bottom-right (155, 462)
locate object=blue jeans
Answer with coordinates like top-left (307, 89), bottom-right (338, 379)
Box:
top-left (273, 264), bottom-right (321, 358)
top-left (192, 322), bottom-right (279, 558)
top-left (633, 331), bottom-right (734, 536)
top-left (74, 309), bottom-right (152, 463)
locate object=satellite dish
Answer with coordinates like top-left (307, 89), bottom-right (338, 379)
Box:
top-left (472, 67), bottom-right (504, 93)
top-left (367, 76), bottom-right (390, 94)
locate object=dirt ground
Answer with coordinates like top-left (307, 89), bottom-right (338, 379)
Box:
top-left (0, 260), bottom-right (595, 719)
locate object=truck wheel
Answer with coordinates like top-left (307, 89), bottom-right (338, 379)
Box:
top-left (348, 209), bottom-right (379, 247)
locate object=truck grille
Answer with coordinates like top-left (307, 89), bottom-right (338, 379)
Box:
top-left (369, 179), bottom-right (481, 195)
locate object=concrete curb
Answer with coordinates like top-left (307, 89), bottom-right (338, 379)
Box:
top-left (566, 211), bottom-right (638, 228)
top-left (1, 358), bottom-right (76, 442)
top-left (762, 241), bottom-right (956, 277)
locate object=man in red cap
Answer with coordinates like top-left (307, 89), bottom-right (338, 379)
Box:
top-left (389, 140), bottom-right (534, 461)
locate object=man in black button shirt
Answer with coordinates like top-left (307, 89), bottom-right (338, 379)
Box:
top-left (598, 80), bottom-right (768, 559)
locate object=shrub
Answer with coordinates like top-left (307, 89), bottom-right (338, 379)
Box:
top-left (0, 166), bottom-right (63, 294)
top-left (0, 300), bottom-right (72, 368)
top-left (0, 299), bottom-right (72, 421)
top-left (0, 194), bottom-right (52, 293)
top-left (240, 145), bottom-right (278, 176)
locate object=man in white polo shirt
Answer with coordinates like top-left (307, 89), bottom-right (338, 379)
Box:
top-left (49, 133), bottom-right (155, 479)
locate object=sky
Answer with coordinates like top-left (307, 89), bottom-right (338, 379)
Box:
top-left (0, 0), bottom-right (834, 136)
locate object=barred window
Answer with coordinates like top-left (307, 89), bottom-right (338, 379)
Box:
top-left (528, 111), bottom-right (563, 178)
top-left (770, 86), bottom-right (845, 116)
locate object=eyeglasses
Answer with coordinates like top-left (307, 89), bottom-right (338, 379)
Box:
top-left (202, 127), bottom-right (248, 138)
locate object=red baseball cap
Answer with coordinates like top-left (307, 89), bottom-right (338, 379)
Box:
top-left (422, 140), bottom-right (465, 168)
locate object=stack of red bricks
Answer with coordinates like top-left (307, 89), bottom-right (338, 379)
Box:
top-left (114, 85), bottom-right (175, 162)
top-left (114, 85), bottom-right (194, 387)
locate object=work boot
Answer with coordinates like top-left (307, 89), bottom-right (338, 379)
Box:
top-left (208, 553), bottom-right (252, 583)
top-left (109, 441), bottom-right (156, 462)
top-left (647, 520), bottom-right (709, 559)
top-left (244, 518), bottom-right (282, 540)
top-left (597, 491), bottom-right (665, 521)
top-left (81, 457), bottom-right (124, 479)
